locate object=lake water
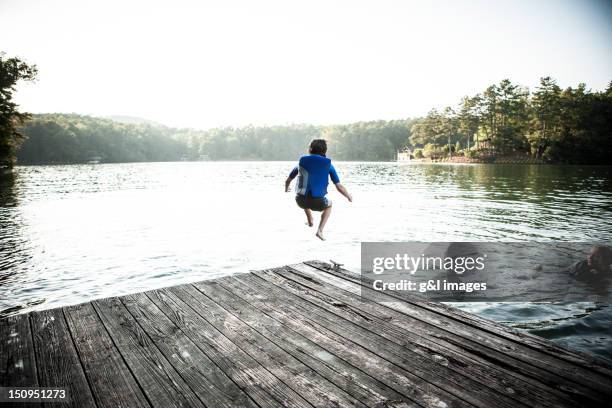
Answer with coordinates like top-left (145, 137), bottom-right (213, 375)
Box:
top-left (1, 162), bottom-right (611, 361)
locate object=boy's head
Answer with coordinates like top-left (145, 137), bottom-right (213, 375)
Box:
top-left (309, 139), bottom-right (327, 156)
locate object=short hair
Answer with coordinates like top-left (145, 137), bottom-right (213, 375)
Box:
top-left (309, 139), bottom-right (327, 156)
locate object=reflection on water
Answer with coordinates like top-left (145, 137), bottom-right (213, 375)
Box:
top-left (0, 171), bottom-right (33, 296)
top-left (0, 171), bottom-right (18, 207)
top-left (0, 162), bottom-right (611, 360)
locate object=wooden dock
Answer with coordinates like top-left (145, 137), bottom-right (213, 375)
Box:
top-left (2, 260), bottom-right (612, 407)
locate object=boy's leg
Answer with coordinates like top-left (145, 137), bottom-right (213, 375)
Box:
top-left (303, 208), bottom-right (314, 227)
top-left (316, 205), bottom-right (332, 240)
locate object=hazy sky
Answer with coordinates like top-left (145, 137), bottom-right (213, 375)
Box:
top-left (2, 0), bottom-right (611, 129)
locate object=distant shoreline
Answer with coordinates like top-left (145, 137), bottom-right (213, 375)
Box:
top-left (410, 154), bottom-right (547, 165)
top-left (8, 159), bottom-right (612, 167)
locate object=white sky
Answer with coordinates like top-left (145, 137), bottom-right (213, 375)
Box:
top-left (2, 0), bottom-right (611, 129)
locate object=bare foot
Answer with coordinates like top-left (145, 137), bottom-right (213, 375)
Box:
top-left (316, 230), bottom-right (325, 240)
top-left (306, 221), bottom-right (314, 227)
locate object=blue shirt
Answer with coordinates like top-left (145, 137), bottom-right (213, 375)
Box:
top-left (289, 154), bottom-right (340, 198)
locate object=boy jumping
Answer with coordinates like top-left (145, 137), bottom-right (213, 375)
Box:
top-left (285, 139), bottom-right (352, 240)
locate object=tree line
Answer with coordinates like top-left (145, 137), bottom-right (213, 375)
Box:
top-left (411, 78), bottom-right (612, 164)
top-left (16, 114), bottom-right (418, 163)
top-left (2, 50), bottom-right (610, 166)
top-left (18, 114), bottom-right (188, 164)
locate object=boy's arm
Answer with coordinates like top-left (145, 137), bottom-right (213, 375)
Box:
top-left (285, 166), bottom-right (298, 192)
top-left (335, 183), bottom-right (352, 202)
top-left (329, 164), bottom-right (352, 202)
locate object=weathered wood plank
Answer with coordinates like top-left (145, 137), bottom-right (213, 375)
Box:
top-left (30, 308), bottom-right (96, 408)
top-left (300, 261), bottom-right (612, 396)
top-left (93, 297), bottom-right (205, 408)
top-left (289, 263), bottom-right (601, 405)
top-left (173, 283), bottom-right (367, 408)
top-left (226, 273), bottom-right (471, 408)
top-left (145, 287), bottom-right (313, 408)
top-left (193, 278), bottom-right (415, 408)
top-left (120, 292), bottom-right (258, 408)
top-left (273, 264), bottom-right (583, 408)
top-left (293, 263), bottom-right (610, 403)
top-left (253, 269), bottom-right (529, 408)
top-left (306, 260), bottom-right (612, 378)
top-left (0, 314), bottom-right (37, 387)
top-left (0, 314), bottom-right (40, 408)
top-left (63, 302), bottom-right (150, 408)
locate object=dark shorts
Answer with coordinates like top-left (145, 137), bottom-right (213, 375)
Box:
top-left (295, 194), bottom-right (331, 212)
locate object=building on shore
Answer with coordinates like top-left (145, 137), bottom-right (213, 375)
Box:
top-left (396, 148), bottom-right (412, 164)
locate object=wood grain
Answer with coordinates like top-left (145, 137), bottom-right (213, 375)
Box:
top-left (194, 278), bottom-right (415, 408)
top-left (120, 291), bottom-right (257, 408)
top-left (93, 297), bottom-right (205, 408)
top-left (146, 287), bottom-right (313, 408)
top-left (30, 308), bottom-right (96, 408)
top-left (63, 302), bottom-right (150, 408)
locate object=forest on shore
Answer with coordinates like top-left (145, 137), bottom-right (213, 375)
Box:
top-left (15, 77), bottom-right (612, 165)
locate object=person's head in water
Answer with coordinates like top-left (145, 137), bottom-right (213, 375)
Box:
top-left (587, 245), bottom-right (612, 275)
top-left (309, 139), bottom-right (327, 157)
